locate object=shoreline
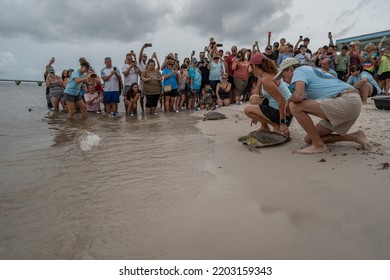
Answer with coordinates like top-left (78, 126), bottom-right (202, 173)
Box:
top-left (164, 99), bottom-right (390, 259)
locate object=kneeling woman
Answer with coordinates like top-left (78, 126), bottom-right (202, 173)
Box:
top-left (124, 83), bottom-right (140, 116)
top-left (216, 74), bottom-right (232, 107)
top-left (244, 53), bottom-right (292, 136)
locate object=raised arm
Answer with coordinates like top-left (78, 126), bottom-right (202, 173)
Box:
top-left (139, 44), bottom-right (147, 64)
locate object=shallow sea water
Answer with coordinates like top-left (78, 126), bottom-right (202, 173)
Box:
top-left (0, 83), bottom-right (214, 259)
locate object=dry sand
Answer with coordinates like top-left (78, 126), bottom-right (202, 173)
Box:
top-left (164, 99), bottom-right (390, 260)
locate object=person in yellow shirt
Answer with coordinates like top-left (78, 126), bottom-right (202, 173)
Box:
top-left (377, 46), bottom-right (390, 95)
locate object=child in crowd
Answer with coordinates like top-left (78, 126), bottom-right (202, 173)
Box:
top-left (124, 83), bottom-right (140, 116)
top-left (200, 84), bottom-right (215, 110)
top-left (84, 84), bottom-right (102, 113)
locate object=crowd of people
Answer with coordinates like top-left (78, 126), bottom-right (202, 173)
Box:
top-left (43, 32), bottom-right (389, 153)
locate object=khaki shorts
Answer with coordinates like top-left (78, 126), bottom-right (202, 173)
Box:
top-left (317, 91), bottom-right (361, 136)
top-left (234, 77), bottom-right (248, 96)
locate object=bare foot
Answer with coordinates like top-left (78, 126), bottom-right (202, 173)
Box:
top-left (351, 130), bottom-right (371, 150)
top-left (296, 144), bottom-right (328, 154)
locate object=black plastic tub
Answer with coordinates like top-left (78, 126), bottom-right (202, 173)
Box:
top-left (372, 96), bottom-right (390, 110)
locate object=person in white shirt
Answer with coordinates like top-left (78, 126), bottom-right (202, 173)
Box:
top-left (294, 45), bottom-right (311, 65)
top-left (100, 57), bottom-right (123, 115)
top-left (122, 52), bottom-right (142, 113)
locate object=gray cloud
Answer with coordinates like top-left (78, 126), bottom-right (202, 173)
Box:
top-left (333, 0), bottom-right (365, 26)
top-left (0, 0), bottom-right (173, 43)
top-left (176, 0), bottom-right (292, 44)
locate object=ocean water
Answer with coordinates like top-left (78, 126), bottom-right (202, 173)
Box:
top-left (0, 82), bottom-right (214, 259)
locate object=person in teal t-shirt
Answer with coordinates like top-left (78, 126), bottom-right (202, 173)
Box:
top-left (64, 62), bottom-right (92, 120)
top-left (275, 58), bottom-right (371, 154)
top-left (347, 64), bottom-right (380, 103)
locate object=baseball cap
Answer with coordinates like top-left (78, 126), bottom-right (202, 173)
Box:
top-left (48, 66), bottom-right (55, 74)
top-left (273, 42), bottom-right (279, 47)
top-left (274, 58), bottom-right (301, 80)
top-left (249, 52), bottom-right (265, 65)
top-left (191, 58), bottom-right (198, 64)
top-left (80, 62), bottom-right (90, 69)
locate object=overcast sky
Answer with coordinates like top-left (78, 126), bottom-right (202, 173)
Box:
top-left (0, 0), bottom-right (388, 80)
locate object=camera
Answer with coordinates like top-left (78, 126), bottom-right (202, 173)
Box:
top-left (146, 43), bottom-right (152, 47)
top-left (113, 67), bottom-right (117, 71)
top-left (216, 43), bottom-right (223, 47)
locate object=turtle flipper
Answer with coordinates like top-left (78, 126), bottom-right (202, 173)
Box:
top-left (248, 145), bottom-right (260, 153)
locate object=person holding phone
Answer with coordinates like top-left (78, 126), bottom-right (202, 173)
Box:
top-left (44, 58), bottom-right (56, 109)
top-left (122, 52), bottom-right (142, 113)
top-left (101, 57), bottom-right (123, 116)
top-left (141, 59), bottom-right (162, 115)
top-left (138, 43), bottom-right (153, 114)
top-left (232, 48), bottom-right (250, 104)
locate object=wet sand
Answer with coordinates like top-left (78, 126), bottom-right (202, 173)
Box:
top-left (164, 99), bottom-right (390, 259)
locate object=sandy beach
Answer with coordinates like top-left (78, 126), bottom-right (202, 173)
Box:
top-left (164, 99), bottom-right (390, 260)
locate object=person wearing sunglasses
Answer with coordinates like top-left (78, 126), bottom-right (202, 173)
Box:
top-left (215, 74), bottom-right (231, 107)
top-left (347, 65), bottom-right (380, 104)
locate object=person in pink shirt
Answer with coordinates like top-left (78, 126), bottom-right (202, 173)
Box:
top-left (232, 48), bottom-right (250, 104)
top-left (225, 46), bottom-right (238, 101)
top-left (84, 84), bottom-right (102, 113)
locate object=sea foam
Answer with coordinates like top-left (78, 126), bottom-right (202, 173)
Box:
top-left (80, 131), bottom-right (101, 152)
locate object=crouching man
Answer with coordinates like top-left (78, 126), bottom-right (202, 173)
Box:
top-left (275, 58), bottom-right (371, 154)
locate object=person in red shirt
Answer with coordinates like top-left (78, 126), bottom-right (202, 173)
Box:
top-left (225, 46), bottom-right (238, 102)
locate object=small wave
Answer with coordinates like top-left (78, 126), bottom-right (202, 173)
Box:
top-left (80, 131), bottom-right (101, 152)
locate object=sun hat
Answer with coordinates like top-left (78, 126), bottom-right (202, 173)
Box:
top-left (274, 58), bottom-right (301, 80)
top-left (249, 52), bottom-right (265, 65)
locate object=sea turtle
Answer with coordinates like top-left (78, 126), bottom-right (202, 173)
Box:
top-left (203, 111), bottom-right (227, 121)
top-left (238, 130), bottom-right (291, 152)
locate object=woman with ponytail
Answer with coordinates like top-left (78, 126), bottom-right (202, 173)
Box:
top-left (243, 53), bottom-right (293, 137)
